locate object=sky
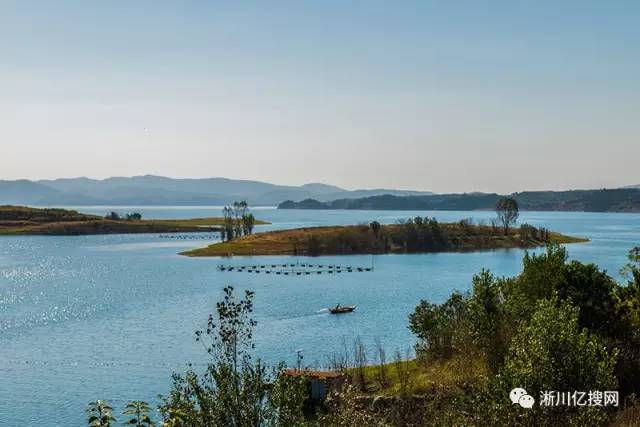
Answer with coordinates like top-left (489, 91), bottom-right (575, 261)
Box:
top-left (1, 1), bottom-right (639, 193)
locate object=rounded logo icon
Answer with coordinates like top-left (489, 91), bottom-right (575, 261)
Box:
top-left (518, 394), bottom-right (535, 408)
top-left (510, 388), bottom-right (527, 404)
top-left (510, 388), bottom-right (535, 408)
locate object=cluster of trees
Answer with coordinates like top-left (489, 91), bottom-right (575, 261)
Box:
top-left (220, 201), bottom-right (256, 242)
top-left (303, 218), bottom-right (445, 256)
top-left (104, 212), bottom-right (143, 221)
top-left (302, 211), bottom-right (552, 256)
top-left (368, 208), bottom-right (536, 254)
top-left (386, 217), bottom-right (446, 252)
top-left (369, 197), bottom-right (518, 253)
top-left (408, 244), bottom-right (640, 425)
top-left (518, 223), bottom-right (550, 241)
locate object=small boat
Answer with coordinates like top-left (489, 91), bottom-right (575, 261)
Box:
top-left (329, 304), bottom-right (356, 314)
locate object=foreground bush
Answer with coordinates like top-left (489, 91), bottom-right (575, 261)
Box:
top-left (408, 245), bottom-right (640, 426)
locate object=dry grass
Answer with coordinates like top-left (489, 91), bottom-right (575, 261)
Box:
top-left (182, 226), bottom-right (356, 256)
top-left (353, 354), bottom-right (488, 396)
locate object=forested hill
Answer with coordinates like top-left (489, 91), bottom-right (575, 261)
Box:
top-left (278, 188), bottom-right (640, 212)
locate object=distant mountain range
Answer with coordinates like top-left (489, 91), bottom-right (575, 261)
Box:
top-left (279, 188), bottom-right (640, 213)
top-left (0, 175), bottom-right (433, 206)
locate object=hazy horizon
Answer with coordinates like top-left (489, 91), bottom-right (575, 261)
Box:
top-left (2, 1), bottom-right (639, 193)
top-left (1, 173), bottom-right (637, 195)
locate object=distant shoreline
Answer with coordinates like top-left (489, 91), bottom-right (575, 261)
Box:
top-left (278, 189), bottom-right (640, 213)
top-left (0, 206), bottom-right (269, 236)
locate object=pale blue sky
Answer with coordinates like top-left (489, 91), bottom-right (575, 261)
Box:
top-left (1, 1), bottom-right (638, 192)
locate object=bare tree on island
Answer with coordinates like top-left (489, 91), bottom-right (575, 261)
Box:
top-left (231, 201), bottom-right (249, 236)
top-left (221, 206), bottom-right (235, 242)
top-left (495, 197), bottom-right (519, 235)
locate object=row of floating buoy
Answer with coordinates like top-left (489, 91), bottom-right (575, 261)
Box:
top-left (220, 263), bottom-right (369, 270)
top-left (158, 234), bottom-right (218, 240)
top-left (217, 263), bottom-right (373, 275)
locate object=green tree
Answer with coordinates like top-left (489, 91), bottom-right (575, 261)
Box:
top-left (558, 261), bottom-right (618, 333)
top-left (86, 400), bottom-right (116, 427)
top-left (495, 197), bottom-right (519, 235)
top-left (503, 244), bottom-right (568, 322)
top-left (467, 270), bottom-right (507, 373)
top-left (504, 298), bottom-right (617, 391)
top-left (158, 286), bottom-right (307, 427)
top-left (123, 401), bottom-right (155, 426)
top-left (491, 298), bottom-right (617, 426)
top-left (504, 245), bottom-right (619, 335)
top-left (409, 291), bottom-right (468, 359)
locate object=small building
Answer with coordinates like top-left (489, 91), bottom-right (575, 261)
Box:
top-left (284, 369), bottom-right (345, 403)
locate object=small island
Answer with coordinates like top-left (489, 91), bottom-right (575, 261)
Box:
top-left (0, 206), bottom-right (268, 236)
top-left (182, 217), bottom-right (587, 257)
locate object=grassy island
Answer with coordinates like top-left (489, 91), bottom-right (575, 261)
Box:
top-left (182, 218), bottom-right (587, 257)
top-left (0, 205), bottom-right (268, 236)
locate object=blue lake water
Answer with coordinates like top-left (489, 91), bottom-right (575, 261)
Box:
top-left (0, 207), bottom-right (638, 425)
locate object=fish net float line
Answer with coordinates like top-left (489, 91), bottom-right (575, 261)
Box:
top-left (158, 234), bottom-right (219, 239)
top-left (217, 257), bottom-right (376, 274)
top-left (216, 265), bottom-right (373, 274)
top-left (218, 263), bottom-right (371, 269)
top-left (219, 269), bottom-right (371, 275)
